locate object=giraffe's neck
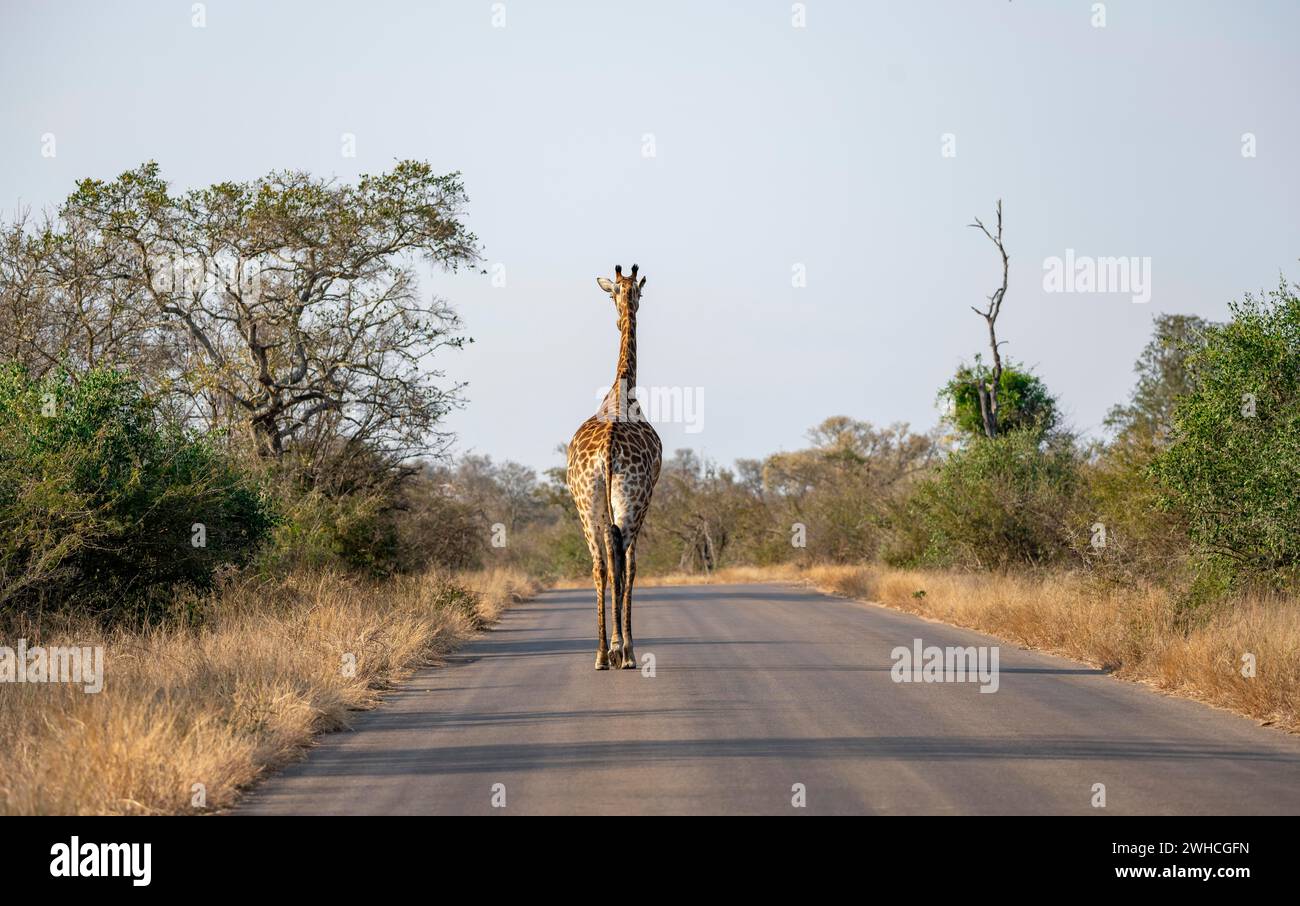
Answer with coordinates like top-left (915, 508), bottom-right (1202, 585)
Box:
top-left (599, 314), bottom-right (637, 418)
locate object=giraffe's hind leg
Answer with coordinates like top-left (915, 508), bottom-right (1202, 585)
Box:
top-left (619, 535), bottom-right (639, 669)
top-left (589, 533), bottom-right (610, 670)
top-left (605, 523), bottom-right (626, 667)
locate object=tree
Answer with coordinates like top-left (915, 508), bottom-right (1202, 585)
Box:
top-left (1079, 316), bottom-right (1211, 583)
top-left (967, 200), bottom-right (1010, 438)
top-left (1105, 313), bottom-right (1213, 444)
top-left (1152, 280), bottom-right (1300, 586)
top-left (0, 211), bottom-right (172, 386)
top-left (650, 450), bottom-right (747, 573)
top-left (1081, 314), bottom-right (1211, 583)
top-left (22, 160), bottom-right (479, 476)
top-left (761, 418), bottom-right (936, 561)
top-left (940, 361), bottom-right (1058, 440)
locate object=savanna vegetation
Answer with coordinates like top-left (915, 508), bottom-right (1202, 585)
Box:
top-left (1, 165), bottom-right (1296, 812)
top-left (0, 162), bottom-right (537, 814)
top-left (410, 266), bottom-right (1300, 735)
top-left (446, 209), bottom-right (1300, 735)
top-left (513, 297), bottom-right (1296, 600)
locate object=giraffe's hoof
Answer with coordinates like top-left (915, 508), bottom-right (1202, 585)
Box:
top-left (595, 650), bottom-right (610, 671)
top-left (620, 648), bottom-right (637, 669)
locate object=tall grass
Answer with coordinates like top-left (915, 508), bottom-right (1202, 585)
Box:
top-left (0, 567), bottom-right (536, 815)
top-left (636, 563), bottom-right (1300, 734)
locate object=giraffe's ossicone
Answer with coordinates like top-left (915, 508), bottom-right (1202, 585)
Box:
top-left (567, 264), bottom-right (663, 670)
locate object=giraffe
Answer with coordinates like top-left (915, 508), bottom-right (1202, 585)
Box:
top-left (567, 263), bottom-right (663, 670)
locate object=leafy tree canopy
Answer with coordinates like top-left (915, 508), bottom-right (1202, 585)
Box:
top-left (1153, 279), bottom-right (1300, 586)
top-left (940, 359), bottom-right (1059, 440)
top-left (1106, 313), bottom-right (1213, 444)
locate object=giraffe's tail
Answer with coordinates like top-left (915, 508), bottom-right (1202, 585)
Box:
top-left (607, 523), bottom-right (625, 606)
top-left (604, 450), bottom-right (625, 599)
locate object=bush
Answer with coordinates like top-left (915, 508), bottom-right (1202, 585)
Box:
top-left (1079, 435), bottom-right (1191, 584)
top-left (1152, 280), bottom-right (1300, 587)
top-left (0, 366), bottom-right (275, 623)
top-left (885, 431), bottom-right (1082, 570)
top-left (940, 360), bottom-right (1059, 439)
top-left (1079, 314), bottom-right (1210, 586)
top-left (258, 468), bottom-right (489, 579)
top-left (259, 489), bottom-right (402, 578)
top-left (390, 474), bottom-right (485, 574)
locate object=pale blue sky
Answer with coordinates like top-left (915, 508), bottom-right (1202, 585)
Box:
top-left (2, 1), bottom-right (1297, 472)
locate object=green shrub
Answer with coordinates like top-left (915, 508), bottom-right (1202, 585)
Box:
top-left (940, 360), bottom-right (1059, 439)
top-left (259, 488), bottom-right (400, 578)
top-left (259, 473), bottom-right (490, 579)
top-left (1079, 314), bottom-right (1210, 586)
top-left (0, 366), bottom-right (275, 623)
top-left (1152, 280), bottom-right (1300, 587)
top-left (1079, 436), bottom-right (1190, 583)
top-left (885, 431), bottom-right (1082, 570)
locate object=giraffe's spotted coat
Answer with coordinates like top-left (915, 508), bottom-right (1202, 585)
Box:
top-left (567, 264), bottom-right (662, 670)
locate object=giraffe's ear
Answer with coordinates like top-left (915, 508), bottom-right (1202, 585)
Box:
top-left (596, 277), bottom-right (615, 294)
top-left (638, 276), bottom-right (646, 290)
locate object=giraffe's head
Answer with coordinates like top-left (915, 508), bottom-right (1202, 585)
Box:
top-left (596, 263), bottom-right (645, 330)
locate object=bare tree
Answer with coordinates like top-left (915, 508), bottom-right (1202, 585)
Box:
top-left (968, 199), bottom-right (1009, 438)
top-left (0, 212), bottom-right (171, 382)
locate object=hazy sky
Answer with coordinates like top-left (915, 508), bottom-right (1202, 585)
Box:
top-left (2, 1), bottom-right (1297, 474)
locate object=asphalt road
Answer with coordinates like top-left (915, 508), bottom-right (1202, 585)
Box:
top-left (237, 583), bottom-right (1300, 815)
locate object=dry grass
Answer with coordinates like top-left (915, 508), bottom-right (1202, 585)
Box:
top-left (642, 562), bottom-right (1300, 734)
top-left (0, 567), bottom-right (537, 815)
top-left (630, 565), bottom-right (812, 587)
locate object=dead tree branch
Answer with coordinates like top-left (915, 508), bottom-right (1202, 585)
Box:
top-left (968, 199), bottom-right (1009, 438)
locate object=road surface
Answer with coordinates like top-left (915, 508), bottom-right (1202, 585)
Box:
top-left (237, 583), bottom-right (1300, 815)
